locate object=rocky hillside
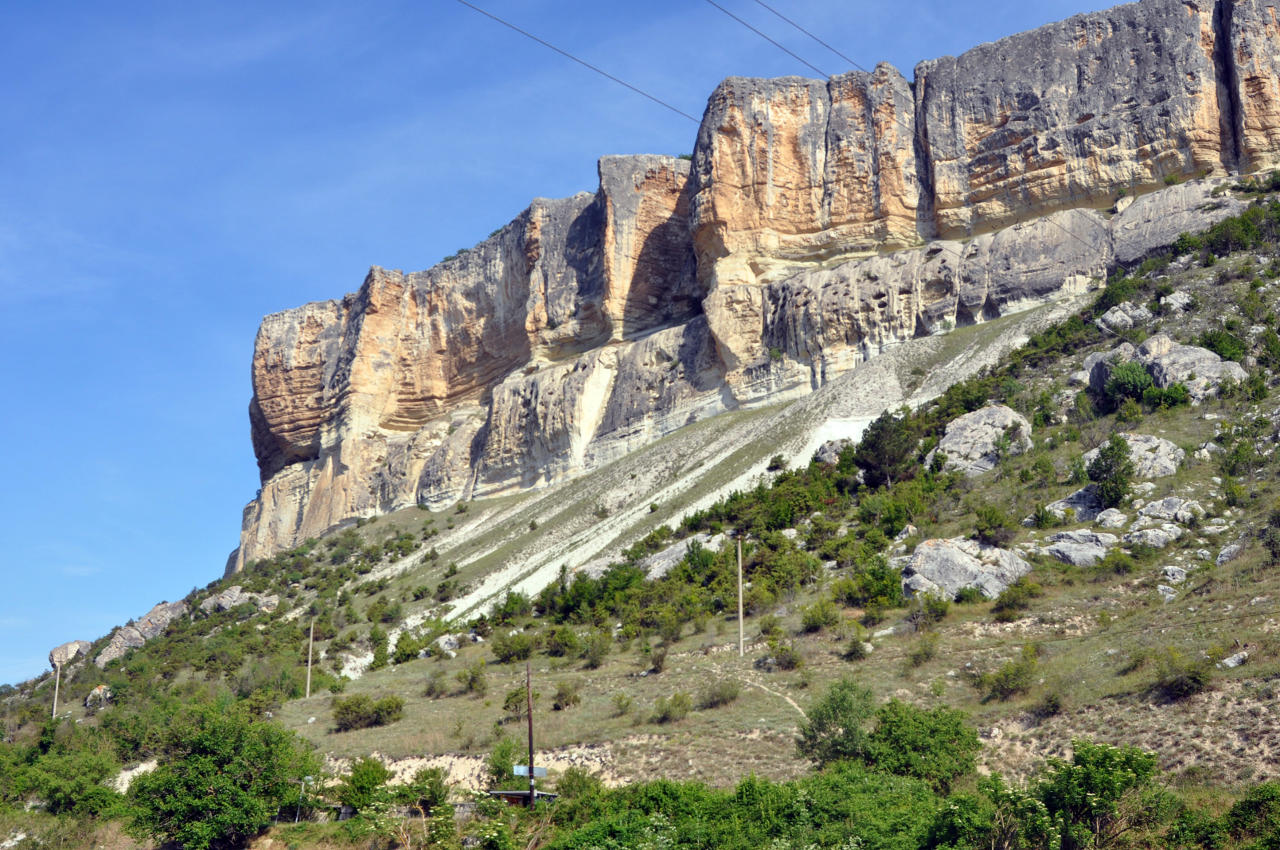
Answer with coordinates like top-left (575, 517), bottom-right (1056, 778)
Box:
top-left (233, 0), bottom-right (1280, 571)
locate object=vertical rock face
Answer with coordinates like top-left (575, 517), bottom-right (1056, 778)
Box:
top-left (232, 0), bottom-right (1280, 571)
top-left (917, 0), bottom-right (1229, 238)
top-left (690, 66), bottom-right (922, 290)
top-left (1230, 1), bottom-right (1280, 172)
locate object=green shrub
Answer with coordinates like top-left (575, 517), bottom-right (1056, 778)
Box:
top-left (491, 630), bottom-right (535, 663)
top-left (984, 645), bottom-right (1039, 701)
top-left (1095, 276), bottom-right (1138, 313)
top-left (1034, 740), bottom-right (1160, 850)
top-left (1141, 382), bottom-right (1190, 409)
top-left (394, 766), bottom-right (449, 816)
top-left (651, 692), bottom-right (693, 724)
top-left (393, 631), bottom-right (421, 664)
top-left (544, 625), bottom-right (581, 657)
top-left (991, 578), bottom-right (1042, 622)
top-left (1103, 361), bottom-right (1153, 407)
top-left (1199, 329), bottom-right (1248, 362)
top-left (1225, 781), bottom-right (1280, 843)
top-left (974, 504), bottom-right (1016, 546)
top-left (852, 410), bottom-right (918, 489)
top-left (697, 680), bottom-right (741, 709)
top-left (552, 681), bottom-right (581, 711)
top-left (1152, 648), bottom-right (1213, 701)
top-left (555, 766), bottom-right (604, 801)
top-left (906, 593), bottom-right (950, 630)
top-left (907, 632), bottom-right (940, 667)
top-left (332, 694), bottom-right (405, 731)
top-left (801, 597), bottom-right (841, 633)
top-left (866, 700), bottom-right (979, 793)
top-left (337, 756), bottom-right (392, 812)
top-left (582, 630), bottom-right (611, 669)
top-left (456, 659), bottom-right (487, 696)
top-left (502, 687), bottom-right (538, 722)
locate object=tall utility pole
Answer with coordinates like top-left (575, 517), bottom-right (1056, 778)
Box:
top-left (525, 661), bottom-right (535, 808)
top-left (305, 619), bottom-right (315, 699)
top-left (737, 534), bottom-right (744, 657)
top-left (51, 663), bottom-right (61, 719)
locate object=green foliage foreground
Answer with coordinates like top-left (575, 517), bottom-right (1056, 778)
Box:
top-left (126, 703), bottom-right (321, 850)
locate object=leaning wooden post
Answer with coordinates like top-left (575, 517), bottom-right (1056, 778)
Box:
top-left (737, 534), bottom-right (744, 658)
top-left (305, 618), bottom-right (315, 699)
top-left (51, 663), bottom-right (61, 720)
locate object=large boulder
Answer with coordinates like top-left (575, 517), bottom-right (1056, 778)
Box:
top-left (813, 439), bottom-right (854, 466)
top-left (1041, 530), bottom-right (1118, 567)
top-left (48, 640), bottom-right (91, 669)
top-left (1045, 485), bottom-right (1105, 522)
top-left (1136, 334), bottom-right (1248, 401)
top-left (1085, 344), bottom-right (1137, 396)
top-left (899, 538), bottom-right (1031, 600)
top-left (929, 405), bottom-right (1033, 476)
top-left (1095, 301), bottom-right (1153, 334)
top-left (1085, 336), bottom-right (1247, 403)
top-left (95, 601), bottom-right (188, 668)
top-left (1138, 497), bottom-right (1203, 524)
top-left (1082, 433), bottom-right (1184, 480)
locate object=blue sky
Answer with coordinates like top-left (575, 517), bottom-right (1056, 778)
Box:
top-left (0, 0), bottom-right (1117, 685)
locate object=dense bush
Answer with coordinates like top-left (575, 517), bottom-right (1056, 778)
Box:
top-left (796, 678), bottom-right (875, 767)
top-left (651, 692), bottom-right (692, 724)
top-left (127, 704), bottom-right (320, 850)
top-left (866, 700), bottom-right (979, 793)
top-left (337, 756), bottom-right (392, 812)
top-left (332, 694), bottom-right (405, 731)
top-left (1200, 329), bottom-right (1249, 362)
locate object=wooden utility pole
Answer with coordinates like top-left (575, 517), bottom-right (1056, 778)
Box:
top-left (526, 661), bottom-right (535, 808)
top-left (305, 619), bottom-right (315, 699)
top-left (51, 663), bottom-right (61, 719)
top-left (737, 535), bottom-right (744, 657)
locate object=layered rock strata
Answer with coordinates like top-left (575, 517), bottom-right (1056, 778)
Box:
top-left (231, 0), bottom-right (1280, 571)
top-left (95, 602), bottom-right (188, 668)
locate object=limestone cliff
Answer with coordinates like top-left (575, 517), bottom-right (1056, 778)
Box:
top-left (230, 0), bottom-right (1280, 572)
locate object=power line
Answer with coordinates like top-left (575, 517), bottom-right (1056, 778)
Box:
top-left (700, 0), bottom-right (830, 79)
top-left (700, 0), bottom-right (1103, 257)
top-left (750, 0), bottom-right (863, 72)
top-left (452, 0), bottom-right (701, 124)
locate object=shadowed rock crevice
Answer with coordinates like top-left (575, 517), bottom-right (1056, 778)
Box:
top-left (1214, 0), bottom-right (1246, 172)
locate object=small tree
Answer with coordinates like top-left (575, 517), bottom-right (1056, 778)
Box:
top-left (337, 756), bottom-right (392, 813)
top-left (1087, 434), bottom-right (1135, 509)
top-left (795, 678), bottom-right (875, 767)
top-left (850, 410), bottom-right (918, 490)
top-left (1035, 740), bottom-right (1160, 850)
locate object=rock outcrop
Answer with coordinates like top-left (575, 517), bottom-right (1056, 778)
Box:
top-left (230, 0), bottom-right (1280, 571)
top-left (198, 586), bottom-right (279, 615)
top-left (48, 640), bottom-right (91, 669)
top-left (899, 538), bottom-right (1031, 600)
top-left (1083, 432), bottom-right (1185, 479)
top-left (95, 602), bottom-right (188, 668)
top-left (929, 405), bottom-right (1032, 476)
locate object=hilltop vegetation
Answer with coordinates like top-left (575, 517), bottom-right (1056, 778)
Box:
top-left (9, 190), bottom-right (1280, 847)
